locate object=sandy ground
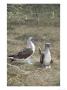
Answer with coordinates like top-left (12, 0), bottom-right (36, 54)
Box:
top-left (7, 26), bottom-right (60, 86)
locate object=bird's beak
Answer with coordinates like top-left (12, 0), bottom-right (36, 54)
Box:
top-left (31, 38), bottom-right (34, 42)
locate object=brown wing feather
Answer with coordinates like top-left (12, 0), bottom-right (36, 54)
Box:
top-left (15, 48), bottom-right (33, 59)
top-left (40, 53), bottom-right (44, 64)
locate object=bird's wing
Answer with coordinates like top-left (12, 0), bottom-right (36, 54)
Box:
top-left (40, 53), bottom-right (44, 64)
top-left (17, 48), bottom-right (33, 59)
top-left (8, 48), bottom-right (33, 59)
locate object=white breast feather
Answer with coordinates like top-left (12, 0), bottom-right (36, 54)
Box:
top-left (43, 48), bottom-right (51, 65)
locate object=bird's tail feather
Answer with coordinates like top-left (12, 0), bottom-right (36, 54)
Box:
top-left (8, 55), bottom-right (15, 57)
top-left (50, 59), bottom-right (53, 63)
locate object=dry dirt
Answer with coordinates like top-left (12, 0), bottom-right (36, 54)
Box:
top-left (7, 26), bottom-right (60, 86)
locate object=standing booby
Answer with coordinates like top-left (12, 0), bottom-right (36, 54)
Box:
top-left (39, 43), bottom-right (53, 68)
top-left (8, 37), bottom-right (35, 64)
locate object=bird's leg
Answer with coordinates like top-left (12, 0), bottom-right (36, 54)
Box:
top-left (48, 65), bottom-right (51, 68)
top-left (45, 66), bottom-right (49, 69)
top-left (45, 65), bottom-right (51, 69)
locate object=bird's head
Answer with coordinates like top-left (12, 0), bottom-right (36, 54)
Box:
top-left (45, 43), bottom-right (51, 48)
top-left (27, 37), bottom-right (35, 52)
top-left (28, 37), bottom-right (33, 41)
top-left (28, 37), bottom-right (35, 43)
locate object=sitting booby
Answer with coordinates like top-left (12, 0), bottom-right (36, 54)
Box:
top-left (8, 37), bottom-right (35, 64)
top-left (39, 43), bottom-right (53, 68)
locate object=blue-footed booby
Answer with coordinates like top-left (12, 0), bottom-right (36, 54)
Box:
top-left (39, 43), bottom-right (53, 68)
top-left (8, 37), bottom-right (35, 64)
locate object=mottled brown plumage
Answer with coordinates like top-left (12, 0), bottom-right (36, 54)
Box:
top-left (8, 48), bottom-right (33, 59)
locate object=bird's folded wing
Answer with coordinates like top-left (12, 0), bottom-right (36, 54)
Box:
top-left (17, 48), bottom-right (33, 59)
top-left (40, 53), bottom-right (44, 64)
